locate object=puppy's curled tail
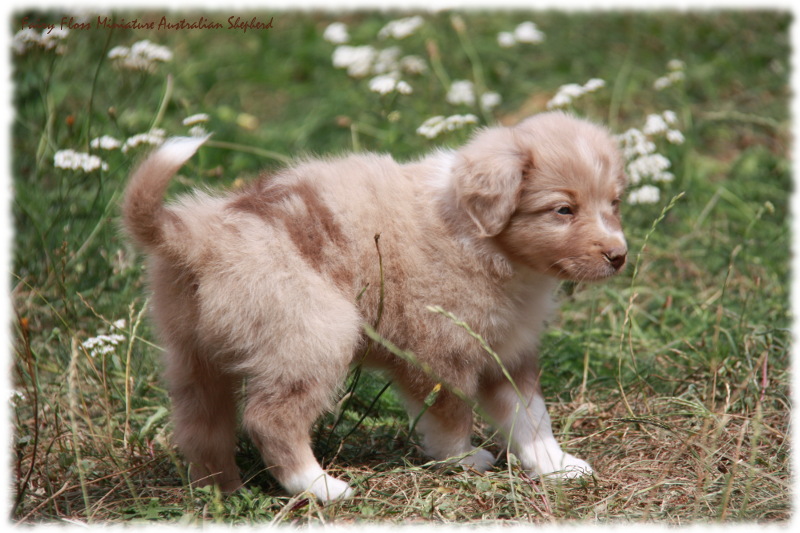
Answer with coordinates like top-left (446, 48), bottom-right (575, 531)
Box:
top-left (122, 136), bottom-right (208, 250)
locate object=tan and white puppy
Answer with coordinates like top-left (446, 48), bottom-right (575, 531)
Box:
top-left (122, 111), bottom-right (627, 502)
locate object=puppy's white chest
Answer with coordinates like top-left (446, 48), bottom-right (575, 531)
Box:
top-left (491, 276), bottom-right (558, 364)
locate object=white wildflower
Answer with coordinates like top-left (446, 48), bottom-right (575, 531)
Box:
top-left (82, 319), bottom-right (127, 358)
top-left (642, 111), bottom-right (684, 144)
top-left (332, 45), bottom-right (377, 78)
top-left (39, 28), bottom-right (69, 50)
top-left (416, 114), bottom-right (478, 139)
top-left (82, 333), bottom-right (126, 358)
top-left (497, 21), bottom-right (545, 47)
top-left (514, 21), bottom-right (545, 44)
top-left (666, 129), bottom-right (685, 144)
top-left (546, 83), bottom-right (583, 109)
top-left (667, 59), bottom-right (686, 72)
top-left (399, 55), bottom-right (427, 74)
top-left (90, 135), bottom-right (122, 150)
top-left (447, 80), bottom-right (476, 106)
top-left (663, 110), bottom-right (678, 124)
top-left (13, 27), bottom-right (69, 54)
top-left (54, 149), bottom-right (109, 172)
top-left (109, 40), bottom-right (173, 71)
top-left (372, 47), bottom-right (402, 75)
top-left (643, 113), bottom-right (669, 136)
top-left (481, 91), bottom-right (502, 111)
top-left (323, 22), bottom-right (350, 44)
top-left (654, 71), bottom-right (685, 90)
top-left (628, 185), bottom-right (661, 205)
top-left (497, 31), bottom-right (516, 48)
top-left (378, 15), bottom-right (424, 40)
top-left (369, 74), bottom-right (412, 95)
top-left (617, 128), bottom-right (656, 160)
top-left (182, 113), bottom-right (210, 126)
top-left (12, 28), bottom-right (40, 54)
top-left (546, 78), bottom-right (605, 109)
top-left (396, 81), bottom-right (413, 94)
top-left (122, 128), bottom-right (166, 153)
top-left (583, 78), bottom-right (606, 92)
top-left (627, 153), bottom-right (673, 185)
top-left (654, 59), bottom-right (686, 91)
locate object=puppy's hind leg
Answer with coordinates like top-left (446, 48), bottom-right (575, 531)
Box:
top-left (242, 297), bottom-right (361, 502)
top-left (164, 345), bottom-right (243, 492)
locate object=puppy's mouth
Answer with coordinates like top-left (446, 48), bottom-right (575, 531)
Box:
top-left (549, 252), bottom-right (627, 282)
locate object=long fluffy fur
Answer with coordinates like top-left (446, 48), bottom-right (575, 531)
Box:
top-left (122, 111), bottom-right (627, 501)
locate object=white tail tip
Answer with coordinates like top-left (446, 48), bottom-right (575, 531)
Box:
top-left (157, 135), bottom-right (211, 167)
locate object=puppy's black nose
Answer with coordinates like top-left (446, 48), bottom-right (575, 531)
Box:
top-left (604, 247), bottom-right (627, 270)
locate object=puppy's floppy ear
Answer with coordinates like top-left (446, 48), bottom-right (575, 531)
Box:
top-left (453, 127), bottom-right (528, 237)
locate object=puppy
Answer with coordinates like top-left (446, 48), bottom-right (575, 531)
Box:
top-left (122, 111), bottom-right (627, 502)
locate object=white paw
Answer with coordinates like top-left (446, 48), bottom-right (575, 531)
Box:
top-left (533, 452), bottom-right (593, 479)
top-left (457, 448), bottom-right (496, 472)
top-left (516, 438), bottom-right (593, 480)
top-left (548, 453), bottom-right (593, 479)
top-left (305, 474), bottom-right (353, 502)
top-left (283, 466), bottom-right (353, 502)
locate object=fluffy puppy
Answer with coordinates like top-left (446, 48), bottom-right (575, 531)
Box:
top-left (122, 111), bottom-right (627, 502)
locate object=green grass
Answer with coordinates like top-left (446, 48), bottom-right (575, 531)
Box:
top-left (9, 8), bottom-right (791, 525)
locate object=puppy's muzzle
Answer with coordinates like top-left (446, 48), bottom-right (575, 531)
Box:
top-left (603, 245), bottom-right (627, 271)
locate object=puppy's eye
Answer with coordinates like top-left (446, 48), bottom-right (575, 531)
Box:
top-left (556, 206), bottom-right (573, 216)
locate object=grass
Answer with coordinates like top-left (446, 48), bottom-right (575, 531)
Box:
top-left (9, 8), bottom-right (791, 525)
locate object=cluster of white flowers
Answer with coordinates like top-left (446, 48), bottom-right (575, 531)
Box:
top-left (108, 40), bottom-right (173, 72)
top-left (399, 55), bottom-right (427, 75)
top-left (328, 16), bottom-right (429, 93)
top-left (446, 79), bottom-right (502, 112)
top-left (122, 128), bottom-right (166, 153)
top-left (378, 15), bottom-right (424, 40)
top-left (627, 185), bottom-right (662, 205)
top-left (654, 59), bottom-right (686, 91)
top-left (56, 115), bottom-right (209, 172)
top-left (333, 44), bottom-right (424, 80)
top-left (369, 74), bottom-right (413, 95)
top-left (323, 21), bottom-right (350, 44)
top-left (446, 80), bottom-right (476, 105)
top-left (333, 45), bottom-right (377, 77)
top-left (12, 27), bottom-right (70, 54)
top-left (642, 110), bottom-right (684, 144)
top-left (416, 114), bottom-right (478, 139)
top-left (480, 91), bottom-right (502, 111)
top-left (81, 319), bottom-right (126, 358)
top-left (617, 110), bottom-right (684, 204)
top-left (90, 135), bottom-right (122, 151)
top-left (497, 21), bottom-right (545, 48)
top-left (54, 149), bottom-right (109, 172)
top-left (330, 34), bottom-right (421, 99)
top-left (547, 78), bottom-right (606, 109)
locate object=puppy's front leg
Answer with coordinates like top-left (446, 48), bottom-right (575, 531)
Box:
top-left (480, 367), bottom-right (592, 478)
top-left (401, 386), bottom-right (495, 472)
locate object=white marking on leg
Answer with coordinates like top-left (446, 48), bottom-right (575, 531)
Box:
top-left (497, 387), bottom-right (593, 478)
top-left (282, 463), bottom-right (353, 502)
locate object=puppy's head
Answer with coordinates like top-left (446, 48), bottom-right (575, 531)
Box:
top-left (453, 111), bottom-right (627, 282)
